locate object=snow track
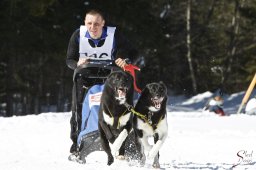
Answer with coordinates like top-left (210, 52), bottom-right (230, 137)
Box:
top-left (1, 91), bottom-right (256, 169)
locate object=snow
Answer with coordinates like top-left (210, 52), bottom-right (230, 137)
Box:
top-left (0, 91), bottom-right (256, 170)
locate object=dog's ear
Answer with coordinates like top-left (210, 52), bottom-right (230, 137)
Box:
top-left (145, 83), bottom-right (152, 91)
top-left (107, 71), bottom-right (123, 81)
top-left (159, 81), bottom-right (167, 89)
top-left (141, 84), bottom-right (151, 96)
top-left (105, 71), bottom-right (118, 89)
top-left (159, 81), bottom-right (165, 86)
top-left (108, 70), bottom-right (119, 77)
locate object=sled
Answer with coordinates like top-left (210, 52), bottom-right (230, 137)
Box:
top-left (72, 59), bottom-right (141, 163)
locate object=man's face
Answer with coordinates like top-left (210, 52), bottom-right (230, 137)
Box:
top-left (84, 14), bottom-right (105, 39)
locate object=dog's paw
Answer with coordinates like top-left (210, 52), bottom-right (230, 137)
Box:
top-left (139, 154), bottom-right (146, 166)
top-left (152, 162), bottom-right (160, 169)
top-left (116, 155), bottom-right (125, 160)
top-left (107, 155), bottom-right (114, 166)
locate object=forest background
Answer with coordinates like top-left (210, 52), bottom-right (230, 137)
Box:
top-left (0, 0), bottom-right (255, 116)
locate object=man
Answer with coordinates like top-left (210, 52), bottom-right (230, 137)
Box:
top-left (203, 89), bottom-right (225, 116)
top-left (66, 9), bottom-right (137, 158)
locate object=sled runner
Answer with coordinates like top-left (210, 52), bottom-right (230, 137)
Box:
top-left (71, 60), bottom-right (141, 163)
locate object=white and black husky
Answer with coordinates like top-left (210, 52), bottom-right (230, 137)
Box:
top-left (98, 71), bottom-right (134, 165)
top-left (133, 82), bottom-right (168, 168)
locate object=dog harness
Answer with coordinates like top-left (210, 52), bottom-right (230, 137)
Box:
top-left (145, 111), bottom-right (164, 130)
top-left (124, 102), bottom-right (164, 130)
top-left (105, 105), bottom-right (130, 129)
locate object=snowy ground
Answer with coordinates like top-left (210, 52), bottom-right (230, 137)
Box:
top-left (0, 91), bottom-right (256, 170)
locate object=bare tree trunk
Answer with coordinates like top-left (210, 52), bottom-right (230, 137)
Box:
top-left (205, 0), bottom-right (217, 25)
top-left (6, 50), bottom-right (16, 117)
top-left (57, 66), bottom-right (64, 112)
top-left (222, 0), bottom-right (245, 85)
top-left (6, 67), bottom-right (13, 117)
top-left (34, 57), bottom-right (44, 114)
top-left (186, 0), bottom-right (197, 94)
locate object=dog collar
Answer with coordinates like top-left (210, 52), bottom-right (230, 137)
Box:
top-left (123, 102), bottom-right (164, 129)
top-left (131, 107), bottom-right (163, 130)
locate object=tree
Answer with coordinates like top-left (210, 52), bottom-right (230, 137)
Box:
top-left (186, 0), bottom-right (197, 94)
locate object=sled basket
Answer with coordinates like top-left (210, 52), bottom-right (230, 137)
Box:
top-left (73, 61), bottom-right (141, 161)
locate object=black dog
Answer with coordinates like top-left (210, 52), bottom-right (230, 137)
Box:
top-left (98, 71), bottom-right (134, 165)
top-left (133, 82), bottom-right (168, 168)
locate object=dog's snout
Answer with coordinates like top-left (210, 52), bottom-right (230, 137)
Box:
top-left (118, 87), bottom-right (128, 92)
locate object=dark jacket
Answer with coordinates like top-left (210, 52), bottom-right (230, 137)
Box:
top-left (66, 26), bottom-right (138, 70)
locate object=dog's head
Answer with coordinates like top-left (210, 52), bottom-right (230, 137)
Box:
top-left (106, 71), bottom-right (133, 104)
top-left (145, 82), bottom-right (167, 111)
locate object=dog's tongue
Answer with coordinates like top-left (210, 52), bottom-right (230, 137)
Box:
top-left (152, 98), bottom-right (163, 109)
top-left (154, 101), bottom-right (161, 109)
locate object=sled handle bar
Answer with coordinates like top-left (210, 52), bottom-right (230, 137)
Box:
top-left (73, 61), bottom-right (117, 82)
top-left (73, 60), bottom-right (142, 93)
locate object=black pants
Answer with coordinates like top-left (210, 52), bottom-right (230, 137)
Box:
top-left (69, 76), bottom-right (105, 153)
top-left (70, 77), bottom-right (88, 153)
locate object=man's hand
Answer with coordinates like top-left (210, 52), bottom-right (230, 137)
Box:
top-left (115, 58), bottom-right (127, 68)
top-left (77, 58), bottom-right (89, 66)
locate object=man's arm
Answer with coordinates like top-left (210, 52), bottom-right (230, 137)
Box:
top-left (66, 29), bottom-right (80, 70)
